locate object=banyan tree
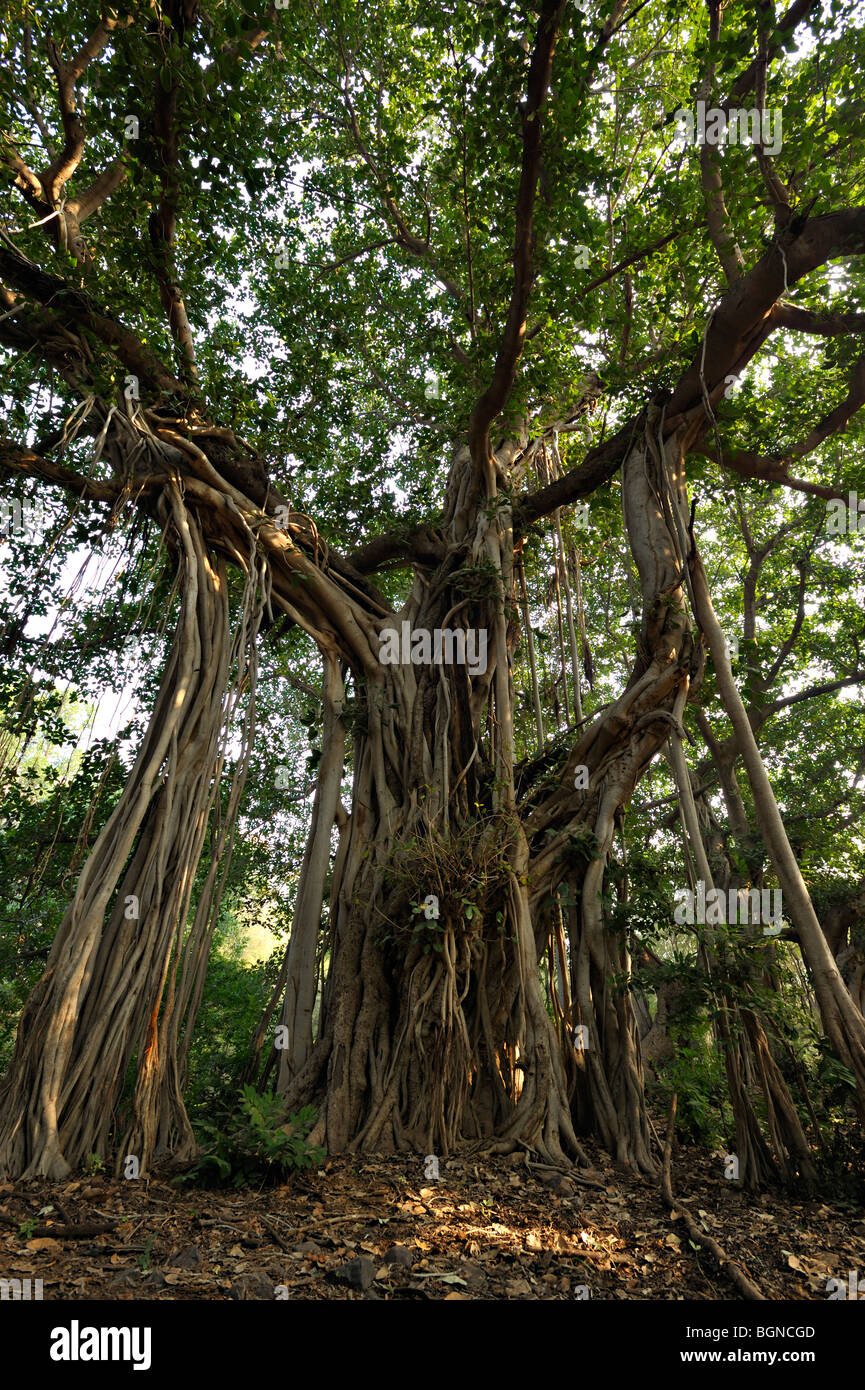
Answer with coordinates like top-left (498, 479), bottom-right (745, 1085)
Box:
top-left (1, 0), bottom-right (864, 1184)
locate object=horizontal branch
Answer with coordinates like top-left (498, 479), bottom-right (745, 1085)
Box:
top-left (763, 668), bottom-right (865, 718)
top-left (0, 439), bottom-right (126, 502)
top-left (512, 209), bottom-right (865, 527)
top-left (68, 158), bottom-right (128, 222)
top-left (0, 238), bottom-right (194, 400)
top-left (515, 415), bottom-right (640, 527)
top-left (690, 443), bottom-right (848, 501)
top-left (222, 7), bottom-right (277, 57)
top-left (312, 237), bottom-right (391, 273)
top-left (347, 521), bottom-right (446, 575)
top-left (694, 344), bottom-right (865, 496)
top-left (791, 351), bottom-right (865, 459)
top-left (0, 285), bottom-right (96, 389)
top-left (525, 224), bottom-right (689, 342)
top-left (774, 303), bottom-right (865, 336)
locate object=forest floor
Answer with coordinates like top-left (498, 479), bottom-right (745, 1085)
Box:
top-left (1, 1136), bottom-right (863, 1301)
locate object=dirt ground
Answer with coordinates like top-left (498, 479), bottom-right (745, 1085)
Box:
top-left (2, 1137), bottom-right (863, 1301)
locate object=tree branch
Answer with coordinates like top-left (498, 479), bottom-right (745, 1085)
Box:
top-left (774, 303), bottom-right (865, 336)
top-left (21, 26), bottom-right (56, 158)
top-left (1, 139), bottom-right (47, 207)
top-left (665, 207), bottom-right (865, 433)
top-left (149, 50), bottom-right (198, 382)
top-left (332, 43), bottom-right (469, 312)
top-left (68, 158), bottom-right (129, 223)
top-left (516, 205), bottom-right (865, 527)
top-left (699, 0), bottom-right (745, 284)
top-left (763, 669), bottom-right (865, 718)
top-left (0, 438), bottom-right (127, 503)
top-left (0, 282), bottom-right (95, 389)
top-left (690, 442), bottom-right (849, 501)
top-left (790, 351), bottom-right (865, 460)
top-left (763, 555), bottom-right (808, 687)
top-left (515, 416), bottom-right (639, 528)
top-left (42, 17), bottom-right (132, 202)
top-left (525, 223), bottom-right (689, 342)
top-left (347, 522), bottom-right (446, 575)
top-left (727, 0), bottom-right (820, 107)
top-left (467, 0), bottom-right (565, 483)
top-left (752, 7), bottom-right (791, 225)
top-left (0, 237), bottom-right (195, 400)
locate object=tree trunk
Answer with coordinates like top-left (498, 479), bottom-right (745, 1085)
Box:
top-left (278, 420), bottom-right (704, 1173)
top-left (0, 479), bottom-right (265, 1178)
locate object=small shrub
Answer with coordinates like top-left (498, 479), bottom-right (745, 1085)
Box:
top-left (175, 1086), bottom-right (324, 1188)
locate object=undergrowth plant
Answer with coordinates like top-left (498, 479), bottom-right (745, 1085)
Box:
top-left (175, 1086), bottom-right (324, 1188)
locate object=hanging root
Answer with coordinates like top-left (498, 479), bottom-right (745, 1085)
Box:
top-left (289, 803), bottom-right (588, 1165)
top-left (0, 481), bottom-right (268, 1179)
top-left (661, 1095), bottom-right (766, 1301)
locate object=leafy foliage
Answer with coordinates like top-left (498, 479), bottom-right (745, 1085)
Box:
top-left (176, 1087), bottom-right (323, 1188)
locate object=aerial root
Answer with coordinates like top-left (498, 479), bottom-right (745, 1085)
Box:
top-left (661, 1095), bottom-right (766, 1301)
